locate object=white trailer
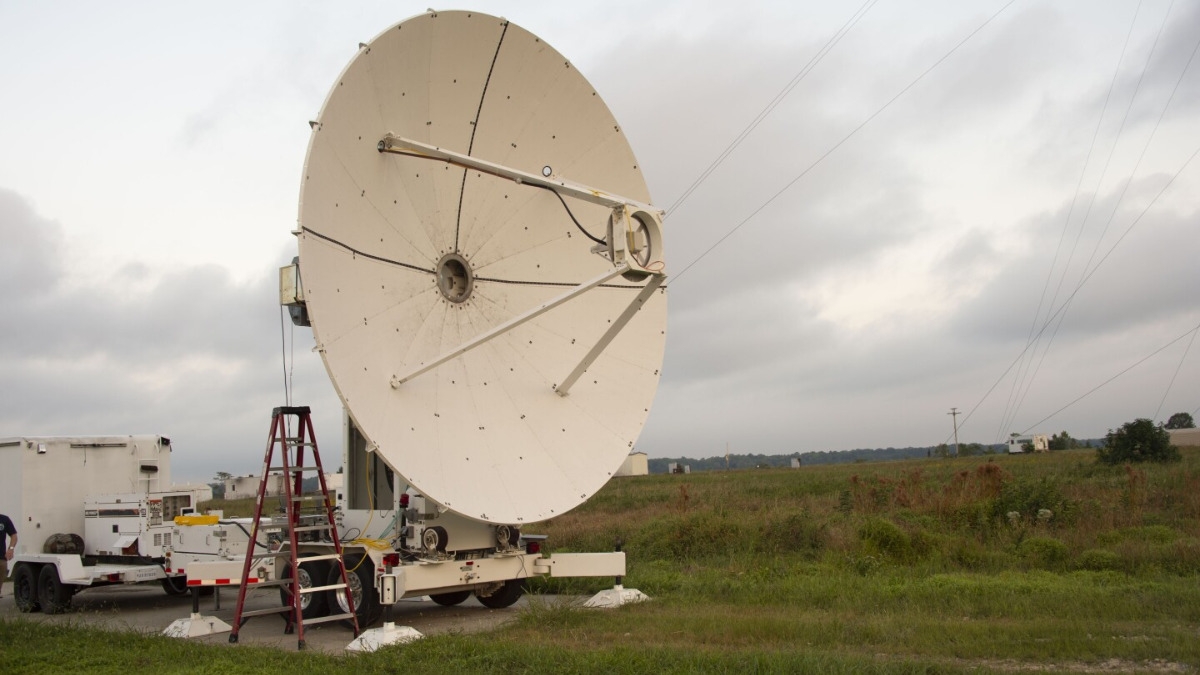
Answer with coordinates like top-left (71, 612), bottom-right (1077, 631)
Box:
top-left (1, 436), bottom-right (255, 613)
top-left (251, 414), bottom-right (633, 633)
top-left (1007, 434), bottom-right (1050, 454)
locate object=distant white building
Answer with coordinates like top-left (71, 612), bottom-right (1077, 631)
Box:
top-left (1007, 434), bottom-right (1050, 454)
top-left (790, 458), bottom-right (801, 469)
top-left (1168, 428), bottom-right (1200, 448)
top-left (615, 452), bottom-right (648, 477)
top-left (667, 462), bottom-right (690, 474)
top-left (224, 474), bottom-right (287, 498)
top-left (171, 482), bottom-right (214, 503)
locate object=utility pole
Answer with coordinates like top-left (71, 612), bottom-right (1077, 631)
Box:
top-left (948, 407), bottom-right (960, 457)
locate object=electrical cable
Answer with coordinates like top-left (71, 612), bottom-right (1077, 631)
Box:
top-left (1152, 321), bottom-right (1199, 422)
top-left (670, 0), bottom-right (1019, 286)
top-left (1001, 0), bottom-right (1183, 438)
top-left (665, 0), bottom-right (879, 217)
top-left (995, 0), bottom-right (1146, 442)
top-left (945, 140), bottom-right (1200, 443)
top-left (532, 184), bottom-right (607, 245)
top-left (1019, 320), bottom-right (1200, 434)
top-left (278, 305), bottom-right (290, 406)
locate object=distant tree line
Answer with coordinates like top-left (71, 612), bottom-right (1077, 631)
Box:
top-left (647, 434), bottom-right (1107, 474)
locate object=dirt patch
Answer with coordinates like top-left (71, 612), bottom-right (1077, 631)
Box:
top-left (955, 658), bottom-right (1194, 673)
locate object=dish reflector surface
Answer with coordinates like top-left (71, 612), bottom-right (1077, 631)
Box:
top-left (297, 11), bottom-right (667, 524)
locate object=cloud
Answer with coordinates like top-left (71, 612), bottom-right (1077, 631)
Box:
top-left (0, 188), bottom-right (340, 482)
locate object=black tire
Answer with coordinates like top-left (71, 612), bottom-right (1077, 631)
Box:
top-left (281, 560), bottom-right (329, 621)
top-left (37, 564), bottom-right (74, 614)
top-left (475, 578), bottom-right (525, 609)
top-left (161, 576), bottom-right (189, 597)
top-left (327, 555), bottom-right (382, 628)
top-left (429, 590), bottom-right (472, 606)
top-left (12, 563), bottom-right (41, 613)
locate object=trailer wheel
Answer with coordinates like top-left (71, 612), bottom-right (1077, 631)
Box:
top-left (37, 564), bottom-right (74, 614)
top-left (281, 560), bottom-right (329, 620)
top-left (327, 555), bottom-right (382, 628)
top-left (429, 590), bottom-right (472, 606)
top-left (12, 563), bottom-right (41, 613)
top-left (475, 578), bottom-right (525, 609)
top-left (161, 576), bottom-right (189, 597)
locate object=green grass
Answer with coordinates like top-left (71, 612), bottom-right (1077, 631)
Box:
top-left (7, 448), bottom-right (1200, 673)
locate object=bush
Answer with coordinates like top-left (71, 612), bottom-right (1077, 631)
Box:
top-left (1076, 549), bottom-right (1121, 572)
top-left (857, 518), bottom-right (918, 562)
top-left (992, 477), bottom-right (1076, 526)
top-left (1019, 536), bottom-right (1069, 569)
top-left (1097, 418), bottom-right (1181, 464)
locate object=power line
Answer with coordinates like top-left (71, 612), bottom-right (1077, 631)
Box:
top-left (1019, 320), bottom-right (1200, 434)
top-left (996, 0), bottom-right (1146, 442)
top-left (948, 140), bottom-right (1200, 443)
top-left (1002, 0), bottom-right (1182, 437)
top-left (1153, 322), bottom-right (1199, 422)
top-left (671, 0), bottom-right (1019, 285)
top-left (665, 0), bottom-right (879, 217)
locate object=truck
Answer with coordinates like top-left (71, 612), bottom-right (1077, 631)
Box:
top-left (0, 436), bottom-right (256, 613)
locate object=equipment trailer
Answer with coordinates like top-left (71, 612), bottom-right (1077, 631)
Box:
top-left (0, 436), bottom-right (256, 613)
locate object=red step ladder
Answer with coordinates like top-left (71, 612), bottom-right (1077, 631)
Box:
top-left (228, 406), bottom-right (359, 649)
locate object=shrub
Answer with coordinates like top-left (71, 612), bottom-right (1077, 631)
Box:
top-left (858, 517), bottom-right (916, 562)
top-left (1097, 418), bottom-right (1181, 464)
top-left (1076, 549), bottom-right (1121, 572)
top-left (758, 511), bottom-right (829, 557)
top-left (992, 477), bottom-right (1076, 526)
top-left (1019, 536), bottom-right (1069, 569)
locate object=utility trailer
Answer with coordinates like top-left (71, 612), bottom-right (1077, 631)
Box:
top-left (0, 436), bottom-right (255, 613)
top-left (249, 414), bottom-right (632, 631)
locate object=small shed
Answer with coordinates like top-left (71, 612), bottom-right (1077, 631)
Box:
top-left (615, 452), bottom-right (648, 477)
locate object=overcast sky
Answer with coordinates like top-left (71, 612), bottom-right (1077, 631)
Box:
top-left (2, 1), bottom-right (1198, 484)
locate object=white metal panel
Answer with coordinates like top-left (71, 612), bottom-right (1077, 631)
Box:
top-left (297, 11), bottom-right (666, 525)
top-left (532, 552), bottom-right (626, 578)
top-left (0, 436), bottom-right (171, 548)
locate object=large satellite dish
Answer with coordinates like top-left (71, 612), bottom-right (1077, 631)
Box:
top-left (297, 10), bottom-right (667, 525)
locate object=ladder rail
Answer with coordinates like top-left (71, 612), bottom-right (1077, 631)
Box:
top-left (228, 406), bottom-right (361, 649)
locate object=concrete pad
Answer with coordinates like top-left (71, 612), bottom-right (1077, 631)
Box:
top-left (0, 580), bottom-right (562, 653)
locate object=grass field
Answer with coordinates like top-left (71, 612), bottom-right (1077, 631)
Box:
top-left (3, 448), bottom-right (1198, 673)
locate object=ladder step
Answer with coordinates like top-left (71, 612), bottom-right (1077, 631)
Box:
top-left (289, 495), bottom-right (327, 502)
top-left (299, 583), bottom-right (349, 594)
top-left (296, 553), bottom-right (343, 562)
top-left (268, 465), bottom-right (321, 473)
top-left (303, 612), bottom-right (355, 626)
top-left (292, 524), bottom-right (332, 533)
top-left (239, 606), bottom-right (294, 619)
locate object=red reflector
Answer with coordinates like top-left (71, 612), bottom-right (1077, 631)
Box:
top-left (526, 541), bottom-right (541, 554)
top-left (107, 574), bottom-right (121, 582)
top-left (399, 493), bottom-right (410, 508)
top-left (382, 553), bottom-right (400, 567)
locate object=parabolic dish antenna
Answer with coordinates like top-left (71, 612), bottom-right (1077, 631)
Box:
top-left (296, 10), bottom-right (667, 525)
